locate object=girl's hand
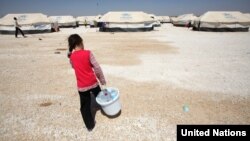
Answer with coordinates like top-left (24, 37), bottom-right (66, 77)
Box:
top-left (101, 84), bottom-right (107, 90)
top-left (102, 82), bottom-right (107, 86)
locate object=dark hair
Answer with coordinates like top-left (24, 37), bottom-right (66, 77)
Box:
top-left (67, 34), bottom-right (83, 58)
top-left (14, 17), bottom-right (17, 20)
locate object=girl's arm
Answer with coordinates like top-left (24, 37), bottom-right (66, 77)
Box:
top-left (69, 60), bottom-right (74, 69)
top-left (68, 52), bottom-right (74, 68)
top-left (90, 52), bottom-right (106, 85)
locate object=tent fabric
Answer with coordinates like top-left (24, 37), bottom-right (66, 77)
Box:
top-left (99, 11), bottom-right (155, 32)
top-left (0, 13), bottom-right (51, 34)
top-left (172, 14), bottom-right (197, 26)
top-left (170, 17), bottom-right (177, 23)
top-left (76, 16), bottom-right (96, 25)
top-left (49, 16), bottom-right (77, 27)
top-left (244, 13), bottom-right (250, 28)
top-left (0, 13), bottom-right (50, 25)
top-left (244, 13), bottom-right (250, 19)
top-left (149, 14), bottom-right (161, 27)
top-left (100, 12), bottom-right (154, 23)
top-left (95, 15), bottom-right (102, 22)
top-left (76, 16), bottom-right (86, 25)
top-left (193, 11), bottom-right (250, 31)
top-left (76, 15), bottom-right (102, 27)
top-left (157, 16), bottom-right (171, 23)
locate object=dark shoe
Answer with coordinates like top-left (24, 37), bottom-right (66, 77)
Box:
top-left (23, 36), bottom-right (27, 38)
top-left (87, 120), bottom-right (96, 132)
top-left (87, 128), bottom-right (93, 132)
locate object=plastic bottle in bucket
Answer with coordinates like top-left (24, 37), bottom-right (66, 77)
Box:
top-left (101, 89), bottom-right (112, 102)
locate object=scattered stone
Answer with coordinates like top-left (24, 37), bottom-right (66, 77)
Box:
top-left (39, 102), bottom-right (53, 107)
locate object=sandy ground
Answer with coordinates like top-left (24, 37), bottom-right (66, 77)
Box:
top-left (0, 25), bottom-right (249, 141)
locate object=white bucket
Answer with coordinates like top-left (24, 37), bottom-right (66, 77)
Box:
top-left (96, 87), bottom-right (121, 116)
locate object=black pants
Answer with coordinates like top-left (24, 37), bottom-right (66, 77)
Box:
top-left (15, 27), bottom-right (25, 37)
top-left (78, 85), bottom-right (101, 129)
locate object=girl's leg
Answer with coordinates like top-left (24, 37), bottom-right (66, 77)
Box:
top-left (90, 85), bottom-right (102, 120)
top-left (15, 27), bottom-right (18, 38)
top-left (18, 28), bottom-right (25, 37)
top-left (79, 91), bottom-right (95, 130)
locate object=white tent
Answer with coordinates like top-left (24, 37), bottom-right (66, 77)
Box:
top-left (0, 13), bottom-right (51, 34)
top-left (100, 11), bottom-right (155, 32)
top-left (244, 13), bottom-right (250, 19)
top-left (149, 14), bottom-right (161, 27)
top-left (76, 16), bottom-right (96, 25)
top-left (170, 17), bottom-right (177, 23)
top-left (244, 13), bottom-right (250, 27)
top-left (76, 16), bottom-right (86, 25)
top-left (157, 16), bottom-right (171, 23)
top-left (49, 16), bottom-right (77, 27)
top-left (95, 15), bottom-right (102, 22)
top-left (172, 14), bottom-right (197, 26)
top-left (193, 11), bottom-right (250, 31)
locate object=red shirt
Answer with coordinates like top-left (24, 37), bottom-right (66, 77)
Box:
top-left (70, 50), bottom-right (98, 89)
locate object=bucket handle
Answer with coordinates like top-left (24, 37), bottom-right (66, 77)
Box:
top-left (100, 85), bottom-right (107, 90)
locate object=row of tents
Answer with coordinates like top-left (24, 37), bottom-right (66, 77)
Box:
top-left (0, 11), bottom-right (250, 34)
top-left (0, 12), bottom-right (170, 34)
top-left (171, 11), bottom-right (250, 31)
top-left (0, 14), bottom-right (101, 34)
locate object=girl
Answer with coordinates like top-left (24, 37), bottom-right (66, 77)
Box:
top-left (68, 34), bottom-right (106, 131)
top-left (14, 17), bottom-right (26, 38)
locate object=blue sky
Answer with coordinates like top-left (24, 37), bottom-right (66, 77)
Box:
top-left (1, 0), bottom-right (250, 17)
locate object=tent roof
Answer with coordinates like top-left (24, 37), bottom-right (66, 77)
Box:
top-left (157, 16), bottom-right (171, 23)
top-left (95, 15), bottom-right (102, 22)
top-left (148, 14), bottom-right (159, 21)
top-left (0, 13), bottom-right (50, 26)
top-left (156, 16), bottom-right (170, 20)
top-left (174, 14), bottom-right (197, 21)
top-left (148, 14), bottom-right (156, 18)
top-left (197, 11), bottom-right (250, 23)
top-left (244, 13), bottom-right (250, 19)
top-left (76, 16), bottom-right (96, 22)
top-left (76, 16), bottom-right (85, 21)
top-left (100, 11), bottom-right (155, 23)
top-left (49, 16), bottom-right (76, 23)
top-left (158, 16), bottom-right (170, 18)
